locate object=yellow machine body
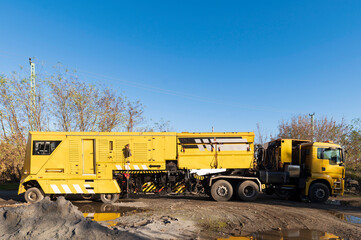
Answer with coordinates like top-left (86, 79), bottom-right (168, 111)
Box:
top-left (177, 132), bottom-right (255, 169)
top-left (19, 131), bottom-right (254, 195)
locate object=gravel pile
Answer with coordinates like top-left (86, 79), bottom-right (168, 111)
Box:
top-left (0, 197), bottom-right (143, 240)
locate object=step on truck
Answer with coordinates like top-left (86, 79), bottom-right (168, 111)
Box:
top-left (18, 131), bottom-right (345, 203)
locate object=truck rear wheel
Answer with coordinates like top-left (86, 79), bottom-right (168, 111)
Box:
top-left (211, 180), bottom-right (233, 202)
top-left (237, 181), bottom-right (259, 201)
top-left (100, 193), bottom-right (119, 203)
top-left (309, 183), bottom-right (329, 203)
top-left (25, 187), bottom-right (44, 203)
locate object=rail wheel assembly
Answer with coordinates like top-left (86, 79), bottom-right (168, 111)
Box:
top-left (24, 187), bottom-right (44, 203)
top-left (100, 193), bottom-right (120, 203)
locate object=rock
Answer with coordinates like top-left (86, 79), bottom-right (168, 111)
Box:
top-left (133, 219), bottom-right (149, 227)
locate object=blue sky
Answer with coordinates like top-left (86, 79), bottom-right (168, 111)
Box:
top-left (1, 1), bottom-right (361, 135)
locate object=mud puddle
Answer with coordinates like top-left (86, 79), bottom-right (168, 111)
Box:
top-left (222, 229), bottom-right (342, 239)
top-left (326, 199), bottom-right (342, 206)
top-left (333, 213), bottom-right (361, 224)
top-left (73, 202), bottom-right (148, 226)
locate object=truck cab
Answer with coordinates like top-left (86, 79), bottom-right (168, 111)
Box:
top-left (257, 139), bottom-right (345, 203)
top-left (300, 141), bottom-right (345, 202)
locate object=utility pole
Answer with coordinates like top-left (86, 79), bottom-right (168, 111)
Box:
top-left (309, 113), bottom-right (315, 142)
top-left (29, 58), bottom-right (36, 131)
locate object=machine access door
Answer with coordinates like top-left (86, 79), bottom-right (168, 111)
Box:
top-left (83, 139), bottom-right (95, 175)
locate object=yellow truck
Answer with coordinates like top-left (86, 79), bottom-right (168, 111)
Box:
top-left (18, 131), bottom-right (345, 203)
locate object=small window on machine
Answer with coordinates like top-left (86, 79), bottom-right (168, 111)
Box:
top-left (109, 141), bottom-right (113, 151)
top-left (33, 141), bottom-right (61, 155)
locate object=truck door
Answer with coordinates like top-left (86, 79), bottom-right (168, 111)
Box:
top-left (317, 147), bottom-right (343, 178)
top-left (83, 139), bottom-right (95, 174)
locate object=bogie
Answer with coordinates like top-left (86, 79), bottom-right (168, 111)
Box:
top-left (100, 193), bottom-right (120, 203)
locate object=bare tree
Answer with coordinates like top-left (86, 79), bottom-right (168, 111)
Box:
top-left (277, 115), bottom-right (348, 144)
top-left (255, 122), bottom-right (268, 146)
top-left (47, 67), bottom-right (76, 131)
top-left (97, 88), bottom-right (125, 131)
top-left (125, 100), bottom-right (144, 132)
top-left (48, 67), bottom-right (101, 132)
top-left (0, 70), bottom-right (46, 181)
top-left (346, 118), bottom-right (361, 171)
top-left (70, 81), bottom-right (99, 131)
top-left (138, 118), bottom-right (173, 132)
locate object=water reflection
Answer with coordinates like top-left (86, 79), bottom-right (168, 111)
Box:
top-left (333, 213), bottom-right (361, 224)
top-left (73, 202), bottom-right (145, 226)
top-left (220, 229), bottom-right (342, 240)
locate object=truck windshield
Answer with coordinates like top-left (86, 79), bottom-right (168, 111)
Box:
top-left (317, 148), bottom-right (343, 165)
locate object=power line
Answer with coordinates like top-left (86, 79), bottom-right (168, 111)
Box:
top-left (77, 69), bottom-right (298, 114)
top-left (0, 50), bottom-right (299, 114)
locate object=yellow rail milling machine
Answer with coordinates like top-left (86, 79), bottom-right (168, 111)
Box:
top-left (18, 131), bottom-right (345, 203)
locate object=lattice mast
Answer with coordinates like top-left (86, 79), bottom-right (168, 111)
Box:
top-left (29, 58), bottom-right (36, 131)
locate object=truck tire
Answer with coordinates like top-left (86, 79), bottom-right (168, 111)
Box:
top-left (100, 193), bottom-right (119, 203)
top-left (211, 180), bottom-right (233, 202)
top-left (237, 181), bottom-right (259, 201)
top-left (309, 183), bottom-right (330, 203)
top-left (25, 187), bottom-right (44, 203)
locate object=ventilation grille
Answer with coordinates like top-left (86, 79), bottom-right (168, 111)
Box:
top-left (69, 140), bottom-right (79, 174)
top-left (98, 139), bottom-right (108, 162)
top-left (134, 142), bottom-right (148, 161)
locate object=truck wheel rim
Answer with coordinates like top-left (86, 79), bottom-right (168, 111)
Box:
top-left (244, 186), bottom-right (255, 197)
top-left (315, 188), bottom-right (325, 199)
top-left (217, 186), bottom-right (228, 197)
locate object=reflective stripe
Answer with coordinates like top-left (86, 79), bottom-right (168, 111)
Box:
top-left (141, 165), bottom-right (148, 170)
top-left (61, 184), bottom-right (72, 194)
top-left (133, 165), bottom-right (140, 170)
top-left (50, 184), bottom-right (61, 194)
top-left (125, 165), bottom-right (130, 170)
top-left (115, 165), bottom-right (122, 170)
top-left (195, 139), bottom-right (205, 151)
top-left (73, 184), bottom-right (83, 193)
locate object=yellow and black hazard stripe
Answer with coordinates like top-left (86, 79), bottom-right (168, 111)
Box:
top-left (115, 170), bottom-right (167, 174)
top-left (142, 182), bottom-right (157, 192)
top-left (193, 174), bottom-right (204, 180)
top-left (172, 182), bottom-right (186, 193)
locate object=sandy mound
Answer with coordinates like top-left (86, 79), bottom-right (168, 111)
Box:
top-left (0, 197), bottom-right (143, 240)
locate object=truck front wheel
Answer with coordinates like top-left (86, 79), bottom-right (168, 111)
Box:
top-left (309, 183), bottom-right (329, 203)
top-left (100, 193), bottom-right (119, 203)
top-left (237, 181), bottom-right (259, 201)
top-left (211, 180), bottom-right (233, 202)
top-left (25, 187), bottom-right (44, 203)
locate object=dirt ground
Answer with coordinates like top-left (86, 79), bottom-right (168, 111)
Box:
top-left (0, 190), bottom-right (360, 239)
